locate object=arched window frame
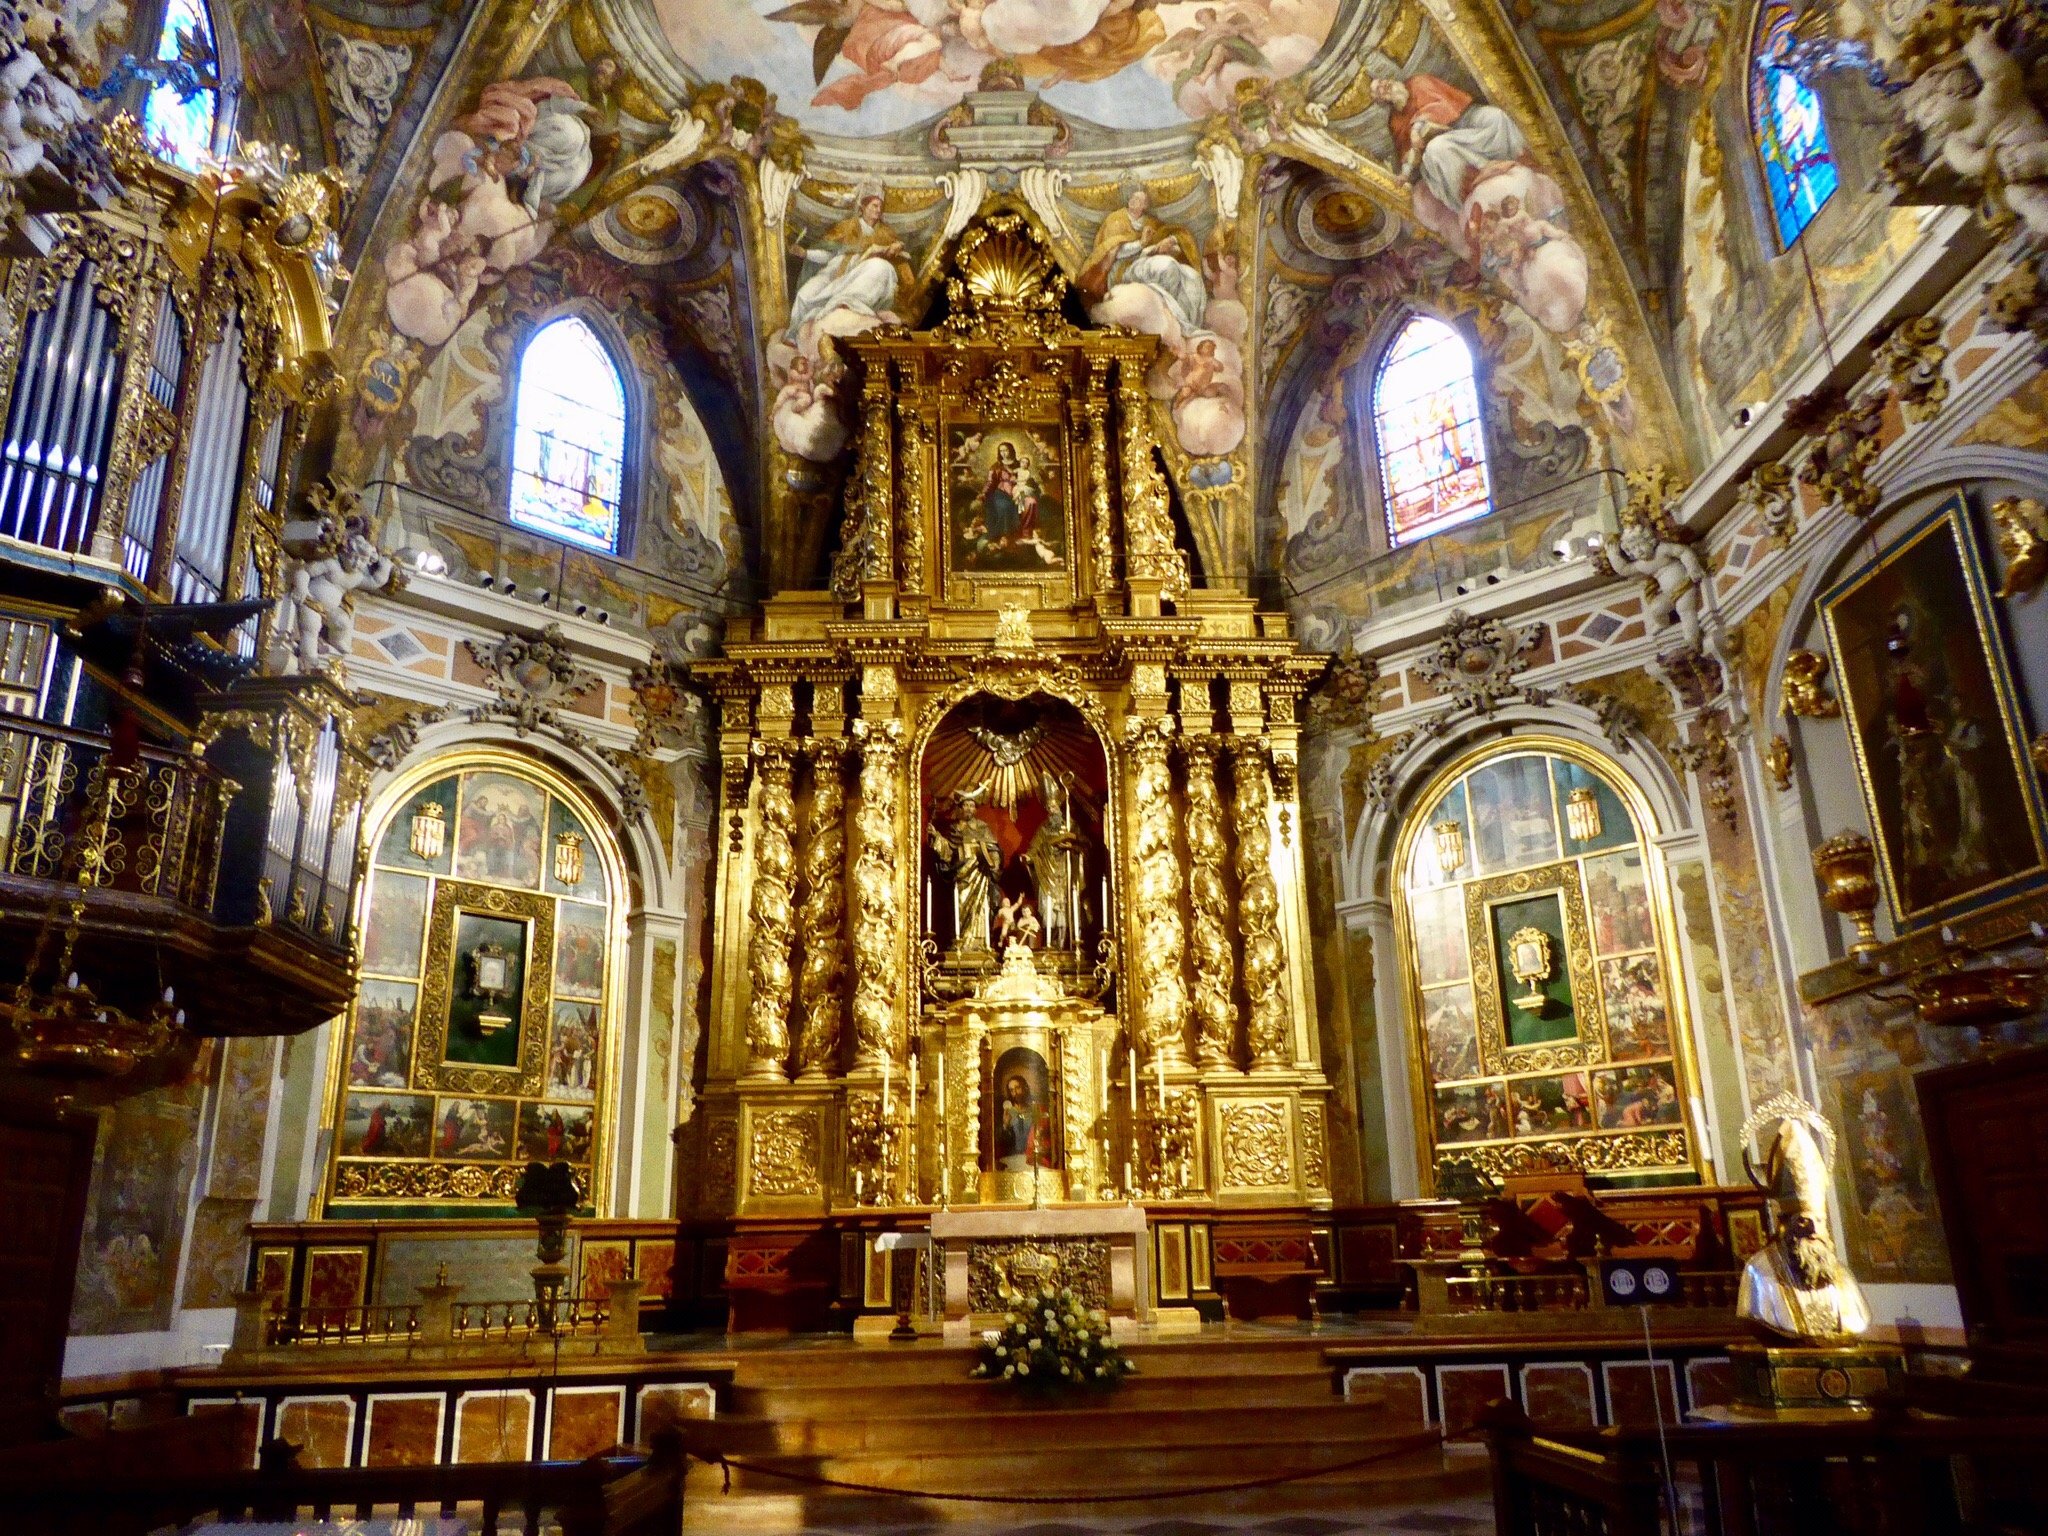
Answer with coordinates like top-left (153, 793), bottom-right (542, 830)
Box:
top-left (1362, 310), bottom-right (1494, 550)
top-left (325, 751), bottom-right (629, 1218)
top-left (1747, 2), bottom-right (1841, 250)
top-left (134, 0), bottom-right (239, 171)
top-left (506, 311), bottom-right (638, 557)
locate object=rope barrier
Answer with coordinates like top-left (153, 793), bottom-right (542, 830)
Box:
top-left (688, 1426), bottom-right (1461, 1506)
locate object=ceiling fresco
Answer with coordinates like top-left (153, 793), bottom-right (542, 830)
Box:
top-left (209, 0), bottom-right (1911, 606)
top-left (645, 0), bottom-right (1342, 135)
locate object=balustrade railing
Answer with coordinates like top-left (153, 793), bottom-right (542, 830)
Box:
top-left (263, 1302), bottom-right (420, 1349)
top-left (234, 1284), bottom-right (639, 1363)
top-left (0, 716), bottom-right (230, 909)
top-left (1442, 1267), bottom-right (1740, 1315)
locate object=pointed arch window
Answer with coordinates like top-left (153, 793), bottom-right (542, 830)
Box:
top-left (1751, 4), bottom-right (1839, 248)
top-left (140, 0), bottom-right (224, 171)
top-left (1370, 315), bottom-right (1492, 547)
top-left (509, 316), bottom-right (629, 553)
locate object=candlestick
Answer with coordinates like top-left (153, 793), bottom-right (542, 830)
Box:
top-left (1155, 1051), bottom-right (1166, 1114)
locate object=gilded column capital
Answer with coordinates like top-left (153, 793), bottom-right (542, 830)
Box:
top-left (1179, 733), bottom-right (1239, 1071)
top-left (744, 741), bottom-right (800, 1079)
top-left (1226, 735), bottom-right (1291, 1070)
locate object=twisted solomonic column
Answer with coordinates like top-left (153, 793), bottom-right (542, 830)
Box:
top-left (1228, 735), bottom-right (1292, 1069)
top-left (1126, 717), bottom-right (1189, 1066)
top-left (1180, 734), bottom-right (1239, 1070)
top-left (796, 738), bottom-right (849, 1076)
top-left (744, 742), bottom-right (799, 1078)
top-left (849, 721), bottom-right (904, 1066)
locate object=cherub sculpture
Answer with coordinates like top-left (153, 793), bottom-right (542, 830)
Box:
top-left (1737, 1094), bottom-right (1872, 1343)
top-left (1604, 518), bottom-right (1748, 729)
top-left (271, 485), bottom-right (403, 674)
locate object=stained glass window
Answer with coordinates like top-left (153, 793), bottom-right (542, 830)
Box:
top-left (1371, 315), bottom-right (1492, 547)
top-left (1751, 5), bottom-right (1839, 248)
top-left (509, 317), bottom-right (628, 552)
top-left (140, 0), bottom-right (221, 171)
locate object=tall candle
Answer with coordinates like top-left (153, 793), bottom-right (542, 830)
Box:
top-left (937, 1051), bottom-right (949, 1205)
top-left (1155, 1051), bottom-right (1167, 1113)
top-left (909, 1055), bottom-right (920, 1152)
top-left (882, 1054), bottom-right (892, 1118)
top-left (1127, 1045), bottom-right (1138, 1129)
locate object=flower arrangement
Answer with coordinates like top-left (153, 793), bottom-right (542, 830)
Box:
top-left (970, 1282), bottom-right (1135, 1395)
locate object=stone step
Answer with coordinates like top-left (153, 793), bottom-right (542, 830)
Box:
top-left (701, 1399), bottom-right (1407, 1457)
top-left (726, 1367), bottom-right (1342, 1418)
top-left (679, 1454), bottom-right (1481, 1523)
top-left (676, 1469), bottom-right (1486, 1530)
top-left (684, 1430), bottom-right (1450, 1497)
top-left (714, 1341), bottom-right (1345, 1389)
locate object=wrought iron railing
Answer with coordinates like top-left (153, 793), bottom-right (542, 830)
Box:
top-left (0, 716), bottom-right (231, 909)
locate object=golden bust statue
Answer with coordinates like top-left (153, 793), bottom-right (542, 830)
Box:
top-left (1737, 1094), bottom-right (1871, 1344)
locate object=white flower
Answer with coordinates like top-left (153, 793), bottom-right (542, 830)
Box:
top-left (1095, 1365), bottom-right (1106, 1376)
top-left (1017, 1362), bottom-right (1030, 1376)
top-left (1004, 1365), bottom-right (1015, 1377)
top-left (995, 1345), bottom-right (1007, 1356)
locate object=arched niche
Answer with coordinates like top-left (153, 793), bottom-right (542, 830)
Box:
top-left (323, 752), bottom-right (629, 1218)
top-left (1390, 736), bottom-right (1706, 1191)
top-left (917, 693), bottom-right (1114, 988)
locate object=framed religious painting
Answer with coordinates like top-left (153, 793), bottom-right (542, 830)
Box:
top-left (1820, 494), bottom-right (2048, 931)
top-left (939, 411), bottom-right (1078, 607)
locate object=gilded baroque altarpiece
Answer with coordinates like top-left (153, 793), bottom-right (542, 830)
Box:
top-left (689, 208), bottom-right (1335, 1218)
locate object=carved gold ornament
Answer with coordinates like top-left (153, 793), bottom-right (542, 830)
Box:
top-left (1507, 926), bottom-right (1555, 1012)
top-left (1990, 495), bottom-right (2048, 599)
top-left (750, 1109), bottom-right (824, 1199)
top-left (1766, 734), bottom-right (1795, 792)
top-left (1781, 650), bottom-right (1842, 719)
top-left (1218, 1101), bottom-right (1293, 1189)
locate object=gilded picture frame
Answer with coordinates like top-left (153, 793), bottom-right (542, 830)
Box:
top-left (1463, 860), bottom-right (1607, 1073)
top-left (937, 407), bottom-right (1080, 608)
top-left (1819, 494), bottom-right (2048, 931)
top-left (412, 880), bottom-right (558, 1099)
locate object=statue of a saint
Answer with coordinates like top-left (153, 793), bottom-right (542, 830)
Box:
top-left (1025, 774), bottom-right (1088, 952)
top-left (929, 789), bottom-right (1002, 953)
top-left (1737, 1095), bottom-right (1872, 1343)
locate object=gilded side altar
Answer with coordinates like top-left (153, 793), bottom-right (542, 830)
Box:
top-left (691, 207), bottom-right (1332, 1220)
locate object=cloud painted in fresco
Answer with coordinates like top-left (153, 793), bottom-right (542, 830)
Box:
top-left (648, 0), bottom-right (1339, 136)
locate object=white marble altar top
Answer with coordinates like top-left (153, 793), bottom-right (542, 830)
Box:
top-left (929, 1204), bottom-right (1149, 1239)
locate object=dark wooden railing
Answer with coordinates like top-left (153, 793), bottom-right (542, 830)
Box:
top-left (0, 1412), bottom-right (684, 1536)
top-left (1480, 1398), bottom-right (2048, 1535)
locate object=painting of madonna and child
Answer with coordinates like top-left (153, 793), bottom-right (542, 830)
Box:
top-left (948, 425), bottom-right (1069, 575)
